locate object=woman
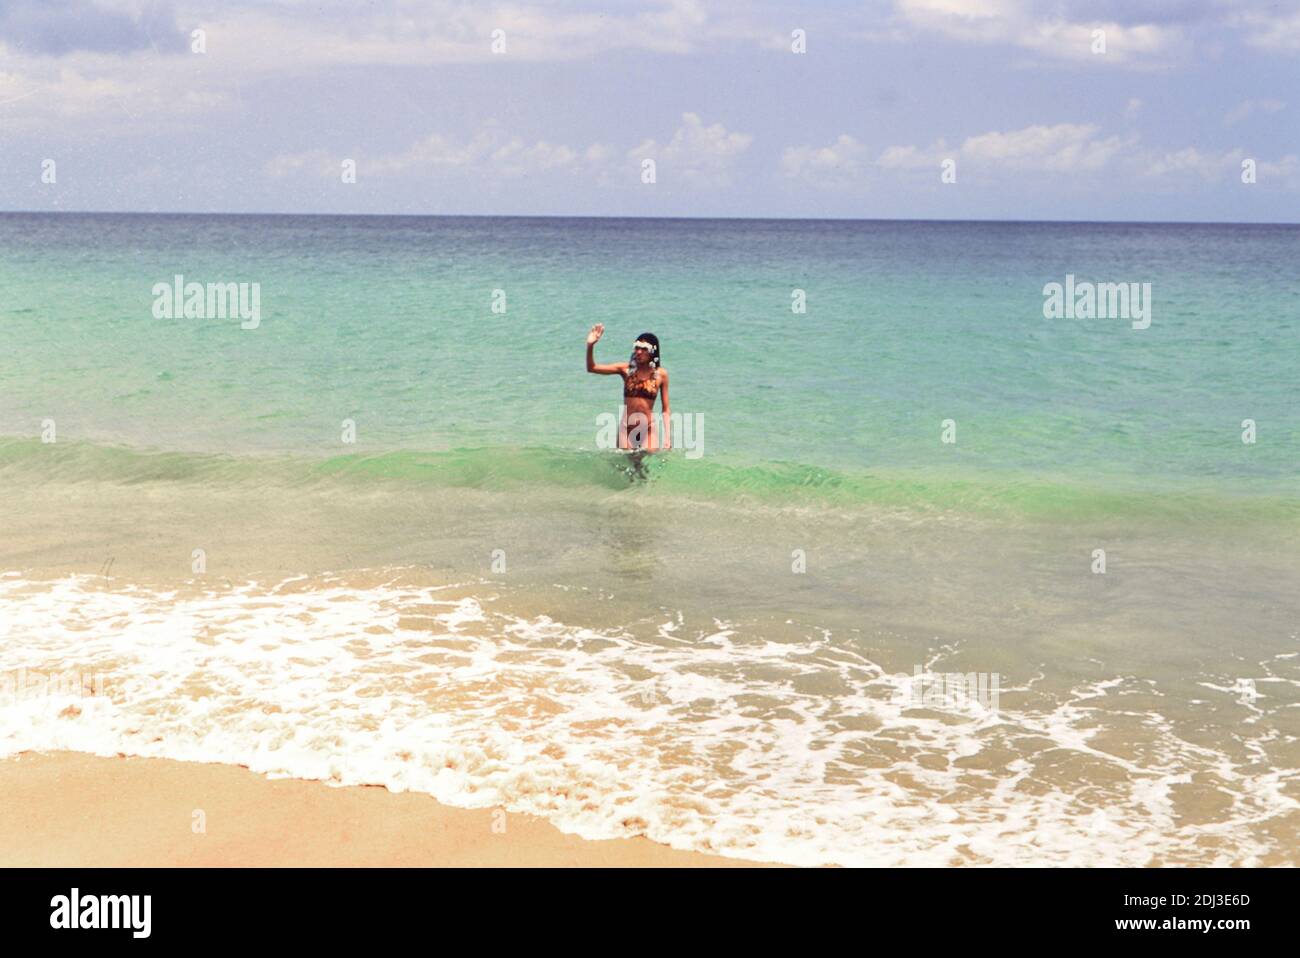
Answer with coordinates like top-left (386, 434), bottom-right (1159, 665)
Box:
top-left (586, 324), bottom-right (670, 451)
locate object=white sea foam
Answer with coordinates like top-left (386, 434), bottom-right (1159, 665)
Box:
top-left (0, 573), bottom-right (1294, 866)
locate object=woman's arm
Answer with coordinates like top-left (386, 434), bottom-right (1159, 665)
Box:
top-left (586, 323), bottom-right (624, 374)
top-left (658, 368), bottom-right (671, 450)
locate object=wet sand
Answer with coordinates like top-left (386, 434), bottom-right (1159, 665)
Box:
top-left (0, 751), bottom-right (770, 867)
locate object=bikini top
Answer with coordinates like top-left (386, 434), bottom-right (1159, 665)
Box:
top-left (624, 371), bottom-right (660, 399)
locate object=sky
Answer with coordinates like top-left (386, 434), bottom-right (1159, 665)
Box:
top-left (0, 0), bottom-right (1298, 221)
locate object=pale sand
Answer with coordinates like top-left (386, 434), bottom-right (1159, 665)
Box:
top-left (0, 751), bottom-right (770, 867)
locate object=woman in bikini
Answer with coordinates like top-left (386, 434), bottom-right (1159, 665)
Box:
top-left (585, 324), bottom-right (670, 451)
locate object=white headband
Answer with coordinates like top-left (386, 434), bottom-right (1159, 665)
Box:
top-left (633, 340), bottom-right (655, 351)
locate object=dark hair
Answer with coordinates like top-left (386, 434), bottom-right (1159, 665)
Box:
top-left (629, 331), bottom-right (660, 371)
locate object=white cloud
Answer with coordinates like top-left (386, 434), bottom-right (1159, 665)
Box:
top-left (269, 113), bottom-right (755, 192)
top-left (961, 123), bottom-right (1123, 171)
top-left (268, 123), bottom-right (614, 182)
top-left (876, 142), bottom-right (950, 170)
top-left (892, 0), bottom-right (1183, 63)
top-left (783, 122), bottom-right (1125, 192)
top-left (781, 135), bottom-right (870, 186)
top-left (1143, 147), bottom-right (1298, 185)
top-left (163, 0), bottom-right (778, 71)
top-left (1018, 20), bottom-right (1172, 62)
top-left (628, 113), bottom-right (753, 188)
top-left (0, 1), bottom-right (781, 133)
top-left (1260, 155), bottom-right (1300, 181)
top-left (873, 121), bottom-right (1298, 188)
top-left (1237, 10), bottom-right (1300, 51)
top-left (374, 129), bottom-right (578, 177)
top-left (878, 122), bottom-right (1124, 175)
top-left (1224, 98), bottom-right (1286, 126)
top-left (266, 115), bottom-right (755, 191)
top-left (1143, 146), bottom-right (1235, 179)
top-left (893, 0), bottom-right (1022, 44)
top-left (0, 48), bottom-right (231, 131)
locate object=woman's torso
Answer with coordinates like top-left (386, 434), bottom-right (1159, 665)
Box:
top-left (622, 367), bottom-right (660, 415)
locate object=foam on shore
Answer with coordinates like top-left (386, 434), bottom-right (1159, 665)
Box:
top-left (3, 571), bottom-right (1295, 866)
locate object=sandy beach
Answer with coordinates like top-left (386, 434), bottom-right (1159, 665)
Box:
top-left (0, 751), bottom-right (767, 868)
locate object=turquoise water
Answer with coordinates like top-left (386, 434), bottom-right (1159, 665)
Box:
top-left (3, 213), bottom-right (1297, 494)
top-left (1, 213), bottom-right (1297, 866)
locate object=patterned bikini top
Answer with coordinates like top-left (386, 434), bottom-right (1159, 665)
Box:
top-left (624, 371), bottom-right (660, 399)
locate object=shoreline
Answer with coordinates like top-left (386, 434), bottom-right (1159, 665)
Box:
top-left (0, 751), bottom-right (773, 868)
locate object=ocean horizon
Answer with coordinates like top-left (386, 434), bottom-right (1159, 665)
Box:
top-left (6, 209), bottom-right (1300, 224)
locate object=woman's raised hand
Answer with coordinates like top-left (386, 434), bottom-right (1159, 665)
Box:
top-left (587, 323), bottom-right (604, 345)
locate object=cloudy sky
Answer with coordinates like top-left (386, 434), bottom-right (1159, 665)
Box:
top-left (1, 0), bottom-right (1297, 220)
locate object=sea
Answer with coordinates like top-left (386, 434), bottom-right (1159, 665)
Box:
top-left (1, 212), bottom-right (1297, 865)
